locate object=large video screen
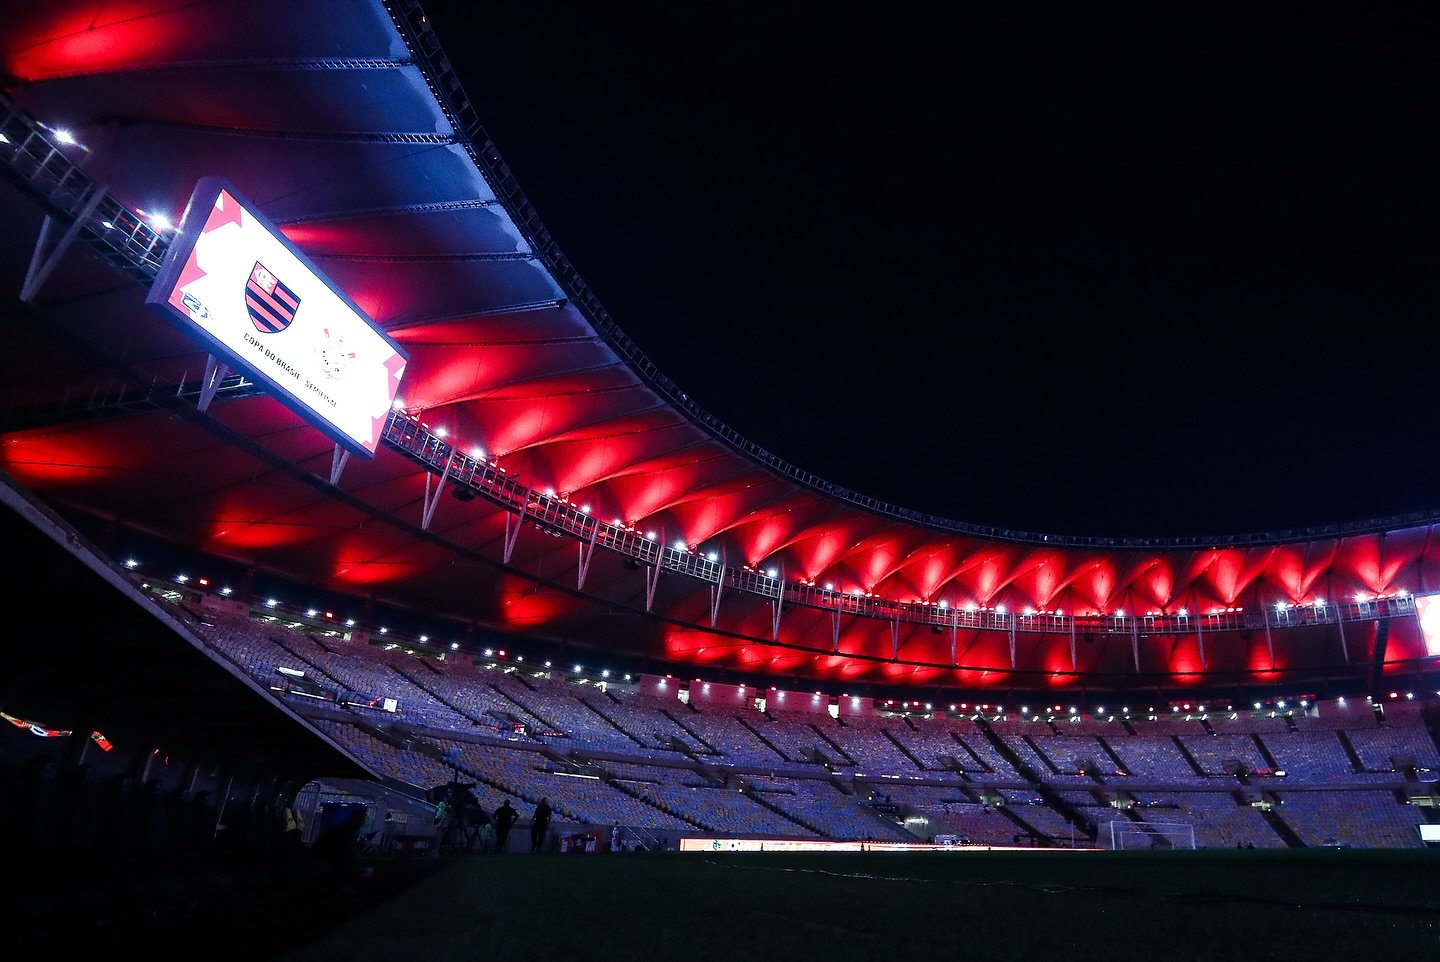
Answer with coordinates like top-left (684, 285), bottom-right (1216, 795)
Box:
top-left (1414, 594), bottom-right (1440, 657)
top-left (146, 177), bottom-right (408, 457)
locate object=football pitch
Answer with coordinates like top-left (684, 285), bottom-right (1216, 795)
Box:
top-left (274, 848), bottom-right (1440, 962)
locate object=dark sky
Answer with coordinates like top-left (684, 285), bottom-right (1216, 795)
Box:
top-left (419, 1), bottom-right (1440, 540)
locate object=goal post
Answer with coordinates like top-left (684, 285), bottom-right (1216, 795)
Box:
top-left (1107, 820), bottom-right (1196, 851)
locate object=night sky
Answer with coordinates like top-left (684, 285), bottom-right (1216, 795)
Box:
top-left (419, 1), bottom-right (1440, 540)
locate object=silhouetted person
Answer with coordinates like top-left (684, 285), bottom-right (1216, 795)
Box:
top-left (312, 807), bottom-right (366, 879)
top-left (493, 798), bottom-right (518, 853)
top-left (530, 797), bottom-right (552, 852)
top-left (282, 804), bottom-right (304, 851)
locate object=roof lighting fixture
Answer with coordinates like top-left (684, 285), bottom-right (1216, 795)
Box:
top-left (645, 531), bottom-right (656, 540)
top-left (544, 661), bottom-right (552, 668)
top-left (450, 642), bottom-right (460, 650)
top-left (433, 426), bottom-right (447, 438)
top-left (601, 670), bottom-right (610, 678)
top-left (484, 649), bottom-right (493, 657)
top-left (419, 635), bottom-right (429, 643)
top-left (995, 605), bottom-right (1006, 615)
top-left (265, 598), bottom-right (278, 608)
top-left (573, 664), bottom-right (582, 673)
top-left (378, 626), bottom-right (388, 634)
top-left (220, 587), bottom-right (232, 596)
top-left (175, 574), bottom-right (189, 583)
top-left (766, 568), bottom-right (777, 578)
top-left (306, 609), bottom-right (318, 618)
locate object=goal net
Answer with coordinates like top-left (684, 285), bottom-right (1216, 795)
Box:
top-left (1107, 820), bottom-right (1196, 851)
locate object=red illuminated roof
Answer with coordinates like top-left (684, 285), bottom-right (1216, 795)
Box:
top-left (0, 1), bottom-right (1437, 696)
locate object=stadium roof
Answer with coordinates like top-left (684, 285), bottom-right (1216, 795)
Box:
top-left (1, 0), bottom-right (1437, 696)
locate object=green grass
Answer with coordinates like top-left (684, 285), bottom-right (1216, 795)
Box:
top-left (274, 849), bottom-right (1440, 962)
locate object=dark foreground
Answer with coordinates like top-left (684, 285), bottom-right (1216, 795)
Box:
top-left (9, 847), bottom-right (1439, 960)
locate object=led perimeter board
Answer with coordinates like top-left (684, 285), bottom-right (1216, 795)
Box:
top-left (146, 177), bottom-right (408, 457)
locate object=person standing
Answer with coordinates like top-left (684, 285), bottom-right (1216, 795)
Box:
top-left (530, 797), bottom-right (553, 852)
top-left (493, 798), bottom-right (518, 853)
top-left (283, 804), bottom-right (304, 851)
